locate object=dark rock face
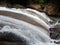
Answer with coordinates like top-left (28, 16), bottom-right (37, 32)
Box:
top-left (50, 27), bottom-right (60, 40)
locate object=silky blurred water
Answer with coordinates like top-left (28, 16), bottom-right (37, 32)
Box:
top-left (0, 7), bottom-right (58, 45)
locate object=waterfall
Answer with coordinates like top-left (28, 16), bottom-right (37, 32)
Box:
top-left (0, 7), bottom-right (58, 45)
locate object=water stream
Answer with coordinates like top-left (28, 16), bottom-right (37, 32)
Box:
top-left (0, 7), bottom-right (58, 45)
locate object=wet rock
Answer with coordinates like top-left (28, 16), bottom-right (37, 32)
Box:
top-left (50, 25), bottom-right (60, 40)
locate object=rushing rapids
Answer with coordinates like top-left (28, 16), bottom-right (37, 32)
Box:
top-left (0, 7), bottom-right (59, 45)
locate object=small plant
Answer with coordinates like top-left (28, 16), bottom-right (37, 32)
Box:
top-left (31, 0), bottom-right (45, 3)
top-left (36, 0), bottom-right (44, 3)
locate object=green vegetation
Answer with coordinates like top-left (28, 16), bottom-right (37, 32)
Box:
top-left (32, 0), bottom-right (45, 3)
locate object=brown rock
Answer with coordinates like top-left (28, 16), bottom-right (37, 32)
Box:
top-left (27, 3), bottom-right (42, 11)
top-left (44, 3), bottom-right (58, 15)
top-left (13, 4), bottom-right (25, 8)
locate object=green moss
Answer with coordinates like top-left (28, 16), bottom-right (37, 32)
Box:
top-left (31, 0), bottom-right (45, 3)
top-left (36, 0), bottom-right (44, 3)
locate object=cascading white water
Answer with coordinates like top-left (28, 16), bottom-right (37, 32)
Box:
top-left (0, 7), bottom-right (58, 45)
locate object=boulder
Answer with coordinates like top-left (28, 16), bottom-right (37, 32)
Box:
top-left (44, 3), bottom-right (58, 16)
top-left (27, 3), bottom-right (42, 11)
